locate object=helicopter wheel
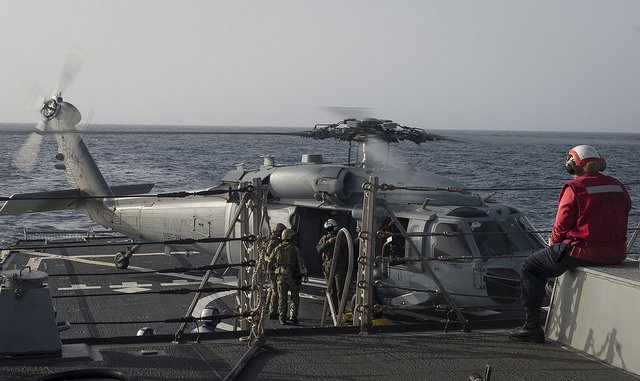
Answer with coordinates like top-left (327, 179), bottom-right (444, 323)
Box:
top-left (115, 252), bottom-right (130, 269)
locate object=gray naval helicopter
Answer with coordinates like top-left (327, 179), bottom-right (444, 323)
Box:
top-left (2, 91), bottom-right (547, 314)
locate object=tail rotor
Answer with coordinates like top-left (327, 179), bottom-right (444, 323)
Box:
top-left (13, 48), bottom-right (87, 173)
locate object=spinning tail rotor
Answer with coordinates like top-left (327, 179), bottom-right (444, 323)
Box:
top-left (13, 48), bottom-right (87, 172)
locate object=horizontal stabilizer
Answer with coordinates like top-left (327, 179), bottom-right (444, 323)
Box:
top-left (0, 183), bottom-right (154, 215)
top-left (110, 183), bottom-right (154, 196)
top-left (0, 189), bottom-right (81, 215)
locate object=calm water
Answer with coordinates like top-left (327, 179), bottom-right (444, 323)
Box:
top-left (1, 126), bottom-right (639, 253)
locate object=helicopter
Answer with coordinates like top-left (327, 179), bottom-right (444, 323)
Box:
top-left (2, 95), bottom-right (548, 312)
top-left (2, 59), bottom-right (547, 312)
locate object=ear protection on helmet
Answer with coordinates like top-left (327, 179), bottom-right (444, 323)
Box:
top-left (564, 146), bottom-right (606, 175)
top-left (565, 154), bottom-right (579, 175)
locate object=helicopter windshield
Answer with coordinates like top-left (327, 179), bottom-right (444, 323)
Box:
top-left (468, 220), bottom-right (512, 260)
top-left (432, 223), bottom-right (473, 260)
top-left (468, 217), bottom-right (545, 260)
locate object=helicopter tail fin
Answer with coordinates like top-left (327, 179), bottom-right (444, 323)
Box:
top-left (44, 101), bottom-right (116, 227)
top-left (50, 102), bottom-right (113, 198)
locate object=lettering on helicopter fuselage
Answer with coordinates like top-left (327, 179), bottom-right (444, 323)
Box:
top-left (164, 233), bottom-right (183, 241)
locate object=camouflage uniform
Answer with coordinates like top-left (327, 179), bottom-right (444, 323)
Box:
top-left (265, 230), bottom-right (283, 317)
top-left (316, 232), bottom-right (349, 310)
top-left (268, 241), bottom-right (308, 324)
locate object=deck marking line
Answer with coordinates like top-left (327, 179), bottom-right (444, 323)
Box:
top-left (110, 282), bottom-right (153, 294)
top-left (58, 284), bottom-right (102, 291)
top-left (160, 280), bottom-right (202, 287)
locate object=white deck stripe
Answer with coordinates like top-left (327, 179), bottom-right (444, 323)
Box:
top-left (58, 284), bottom-right (102, 291)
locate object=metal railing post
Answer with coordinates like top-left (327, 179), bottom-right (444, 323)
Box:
top-left (237, 181), bottom-right (252, 331)
top-left (353, 176), bottom-right (377, 333)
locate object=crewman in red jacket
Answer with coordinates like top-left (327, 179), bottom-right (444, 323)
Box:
top-left (510, 145), bottom-right (631, 343)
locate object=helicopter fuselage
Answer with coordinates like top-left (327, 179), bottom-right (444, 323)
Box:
top-left (107, 158), bottom-right (546, 309)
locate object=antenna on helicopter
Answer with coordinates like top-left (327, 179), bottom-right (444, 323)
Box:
top-left (13, 48), bottom-right (87, 172)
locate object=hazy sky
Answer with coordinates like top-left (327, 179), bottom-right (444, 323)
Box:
top-left (2, 1), bottom-right (640, 132)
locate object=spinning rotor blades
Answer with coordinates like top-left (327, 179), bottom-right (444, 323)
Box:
top-left (323, 106), bottom-right (373, 121)
top-left (13, 48), bottom-right (87, 173)
top-left (53, 47), bottom-right (87, 96)
top-left (14, 121), bottom-right (45, 172)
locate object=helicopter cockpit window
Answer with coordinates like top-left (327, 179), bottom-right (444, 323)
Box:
top-left (433, 223), bottom-right (472, 260)
top-left (468, 220), bottom-right (512, 260)
top-left (504, 217), bottom-right (546, 251)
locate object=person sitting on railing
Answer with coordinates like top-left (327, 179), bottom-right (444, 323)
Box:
top-left (510, 145), bottom-right (631, 343)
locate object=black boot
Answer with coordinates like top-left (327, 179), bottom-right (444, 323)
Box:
top-left (509, 308), bottom-right (545, 343)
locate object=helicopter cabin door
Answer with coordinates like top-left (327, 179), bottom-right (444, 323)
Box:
top-left (428, 219), bottom-right (478, 298)
top-left (291, 207), bottom-right (357, 277)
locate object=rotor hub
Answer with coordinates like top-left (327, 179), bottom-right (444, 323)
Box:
top-left (41, 95), bottom-right (62, 120)
top-left (306, 118), bottom-right (432, 144)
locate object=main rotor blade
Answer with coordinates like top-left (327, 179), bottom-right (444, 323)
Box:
top-left (13, 128), bottom-right (45, 172)
top-left (323, 106), bottom-right (373, 121)
top-left (35, 119), bottom-right (46, 132)
top-left (53, 47), bottom-right (87, 96)
top-left (17, 78), bottom-right (46, 111)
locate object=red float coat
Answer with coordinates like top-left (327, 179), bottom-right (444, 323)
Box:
top-left (551, 173), bottom-right (631, 263)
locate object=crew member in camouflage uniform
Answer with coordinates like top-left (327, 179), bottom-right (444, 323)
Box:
top-left (268, 228), bottom-right (308, 325)
top-left (315, 218), bottom-right (349, 311)
top-left (266, 223), bottom-right (286, 319)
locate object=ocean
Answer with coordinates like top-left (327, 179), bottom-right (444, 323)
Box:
top-left (1, 125), bottom-right (639, 254)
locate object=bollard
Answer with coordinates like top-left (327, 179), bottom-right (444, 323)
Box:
top-left (0, 267), bottom-right (62, 357)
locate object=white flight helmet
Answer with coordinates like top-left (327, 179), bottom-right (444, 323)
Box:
top-left (565, 145), bottom-right (606, 175)
top-left (200, 306), bottom-right (222, 328)
top-left (324, 218), bottom-right (338, 232)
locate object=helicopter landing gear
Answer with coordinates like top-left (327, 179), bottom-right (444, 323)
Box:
top-left (114, 244), bottom-right (141, 269)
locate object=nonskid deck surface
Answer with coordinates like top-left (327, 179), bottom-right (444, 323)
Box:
top-left (2, 331), bottom-right (639, 380)
top-left (2, 236), bottom-right (638, 380)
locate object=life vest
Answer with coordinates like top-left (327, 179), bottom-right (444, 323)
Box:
top-left (561, 173), bottom-right (630, 261)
